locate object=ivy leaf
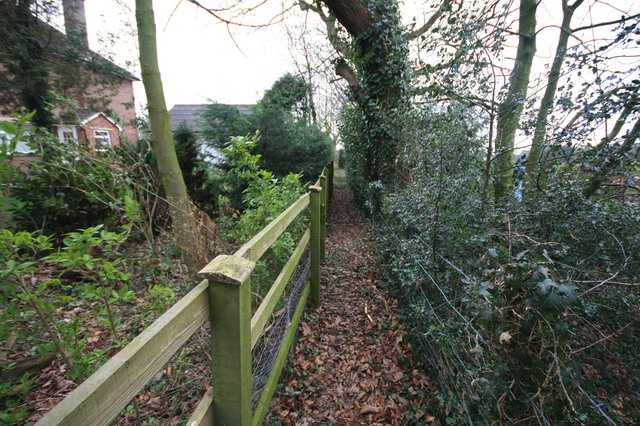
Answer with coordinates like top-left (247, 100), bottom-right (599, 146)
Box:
top-left (536, 278), bottom-right (557, 296)
top-left (524, 266), bottom-right (549, 289)
top-left (539, 283), bottom-right (577, 310)
top-left (478, 281), bottom-right (491, 297)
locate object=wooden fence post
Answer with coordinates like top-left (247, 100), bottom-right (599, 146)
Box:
top-left (199, 255), bottom-right (255, 425)
top-left (328, 161), bottom-right (334, 201)
top-left (319, 174), bottom-right (327, 262)
top-left (309, 185), bottom-right (322, 308)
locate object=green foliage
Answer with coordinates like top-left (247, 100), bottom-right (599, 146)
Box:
top-left (2, 119), bottom-right (165, 247)
top-left (148, 284), bottom-right (177, 314)
top-left (250, 105), bottom-right (332, 181)
top-left (223, 133), bottom-right (306, 299)
top-left (0, 223), bottom-right (139, 381)
top-left (0, 112), bottom-right (36, 229)
top-left (0, 373), bottom-right (34, 424)
top-left (199, 74), bottom-right (333, 183)
top-left (260, 73), bottom-right (314, 120)
top-left (199, 102), bottom-right (252, 151)
top-left (374, 102), bottom-right (640, 423)
top-left (224, 133), bottom-right (305, 239)
top-left (173, 124), bottom-right (217, 213)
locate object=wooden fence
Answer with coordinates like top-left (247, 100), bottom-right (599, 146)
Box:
top-left (37, 162), bottom-right (334, 426)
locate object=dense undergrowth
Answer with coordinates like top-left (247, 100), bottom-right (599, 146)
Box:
top-left (329, 3), bottom-right (640, 419)
top-left (351, 104), bottom-right (640, 423)
top-left (0, 121), bottom-right (200, 423)
top-left (0, 113), bottom-right (313, 422)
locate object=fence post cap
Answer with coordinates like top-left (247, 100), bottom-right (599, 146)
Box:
top-left (199, 255), bottom-right (256, 286)
top-left (309, 185), bottom-right (322, 192)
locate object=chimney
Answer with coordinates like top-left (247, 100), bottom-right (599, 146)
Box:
top-left (62, 0), bottom-right (89, 46)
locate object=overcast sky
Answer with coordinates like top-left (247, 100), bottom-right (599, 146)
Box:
top-left (81, 0), bottom-right (639, 118)
top-left (85, 0), bottom-right (298, 109)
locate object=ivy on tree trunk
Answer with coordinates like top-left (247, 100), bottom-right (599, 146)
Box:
top-left (321, 0), bottom-right (410, 212)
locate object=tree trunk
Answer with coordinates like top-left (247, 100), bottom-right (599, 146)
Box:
top-left (321, 0), bottom-right (375, 38)
top-left (524, 0), bottom-right (584, 191)
top-left (135, 0), bottom-right (204, 269)
top-left (321, 0), bottom-right (409, 212)
top-left (493, 0), bottom-right (538, 202)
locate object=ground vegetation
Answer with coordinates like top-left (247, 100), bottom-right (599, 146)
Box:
top-left (0, 117), bottom-right (209, 423)
top-left (305, 0), bottom-right (640, 422)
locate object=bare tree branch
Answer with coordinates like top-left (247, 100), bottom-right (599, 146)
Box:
top-left (406, 0), bottom-right (453, 40)
top-left (185, 0), bottom-right (287, 28)
top-left (572, 12), bottom-right (640, 33)
top-left (300, 0), bottom-right (352, 58)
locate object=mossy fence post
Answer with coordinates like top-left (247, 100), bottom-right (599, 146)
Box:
top-left (199, 255), bottom-right (256, 425)
top-left (310, 184), bottom-right (322, 308)
top-left (319, 174), bottom-right (328, 262)
top-left (328, 161), bottom-right (334, 201)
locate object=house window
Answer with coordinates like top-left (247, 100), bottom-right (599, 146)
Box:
top-left (57, 126), bottom-right (78, 144)
top-left (94, 129), bottom-right (111, 150)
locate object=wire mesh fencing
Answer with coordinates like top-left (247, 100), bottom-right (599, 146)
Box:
top-left (377, 213), bottom-right (619, 425)
top-left (251, 251), bottom-right (311, 411)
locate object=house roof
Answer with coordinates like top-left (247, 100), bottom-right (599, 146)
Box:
top-left (79, 109), bottom-right (123, 131)
top-left (58, 109), bottom-right (123, 131)
top-left (169, 104), bottom-right (254, 133)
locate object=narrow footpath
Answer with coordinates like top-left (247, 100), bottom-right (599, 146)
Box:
top-left (267, 177), bottom-right (436, 424)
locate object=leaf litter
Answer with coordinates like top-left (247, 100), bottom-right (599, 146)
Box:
top-left (267, 179), bottom-right (437, 425)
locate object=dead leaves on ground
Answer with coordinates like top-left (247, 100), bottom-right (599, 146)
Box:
top-left (267, 184), bottom-right (437, 424)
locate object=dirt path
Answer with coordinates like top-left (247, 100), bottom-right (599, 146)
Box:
top-left (267, 178), bottom-right (436, 425)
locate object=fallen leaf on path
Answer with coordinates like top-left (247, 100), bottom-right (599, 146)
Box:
top-left (360, 405), bottom-right (382, 415)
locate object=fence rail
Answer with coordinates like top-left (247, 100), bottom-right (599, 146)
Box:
top-left (37, 162), bottom-right (334, 426)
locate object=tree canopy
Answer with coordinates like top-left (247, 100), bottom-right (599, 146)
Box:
top-left (200, 73), bottom-right (333, 181)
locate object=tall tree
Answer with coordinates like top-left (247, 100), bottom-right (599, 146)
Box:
top-left (308, 0), bottom-right (409, 211)
top-left (493, 0), bottom-right (538, 201)
top-left (323, 0), bottom-right (409, 179)
top-left (136, 0), bottom-right (205, 268)
top-left (302, 0), bottom-right (453, 210)
top-left (523, 0), bottom-right (584, 191)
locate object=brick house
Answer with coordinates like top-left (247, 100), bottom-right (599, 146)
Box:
top-left (0, 0), bottom-right (138, 161)
top-left (56, 109), bottom-right (125, 151)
